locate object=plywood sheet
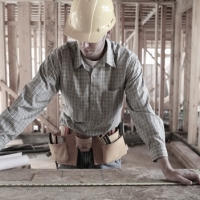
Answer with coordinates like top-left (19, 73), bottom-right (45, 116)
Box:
top-left (0, 168), bottom-right (199, 200)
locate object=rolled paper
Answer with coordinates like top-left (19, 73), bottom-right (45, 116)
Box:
top-left (0, 155), bottom-right (29, 170)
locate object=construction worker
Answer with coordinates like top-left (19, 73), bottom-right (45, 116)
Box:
top-left (0, 0), bottom-right (199, 185)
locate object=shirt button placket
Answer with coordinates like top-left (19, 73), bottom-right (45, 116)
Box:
top-left (90, 69), bottom-right (97, 127)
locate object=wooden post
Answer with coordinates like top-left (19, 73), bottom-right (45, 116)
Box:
top-left (183, 8), bottom-right (192, 132)
top-left (7, 4), bottom-right (18, 105)
top-left (44, 2), bottom-right (59, 133)
top-left (38, 2), bottom-right (42, 64)
top-left (172, 12), bottom-right (182, 133)
top-left (0, 2), bottom-right (7, 113)
top-left (18, 2), bottom-right (32, 133)
top-left (138, 5), bottom-right (143, 62)
top-left (33, 28), bottom-right (37, 76)
top-left (115, 3), bottom-right (120, 44)
top-left (121, 4), bottom-right (125, 46)
top-left (154, 3), bottom-right (159, 113)
top-left (63, 4), bottom-right (68, 44)
top-left (143, 31), bottom-right (147, 81)
top-left (112, 3), bottom-right (117, 42)
top-left (188, 0), bottom-right (200, 146)
top-left (133, 3), bottom-right (139, 54)
top-left (159, 5), bottom-right (166, 119)
top-left (169, 4), bottom-right (175, 132)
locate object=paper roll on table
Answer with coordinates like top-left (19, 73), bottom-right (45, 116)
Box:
top-left (0, 153), bottom-right (29, 170)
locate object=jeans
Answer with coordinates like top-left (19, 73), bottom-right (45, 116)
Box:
top-left (59, 149), bottom-right (121, 169)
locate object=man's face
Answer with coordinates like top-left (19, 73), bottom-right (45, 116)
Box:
top-left (77, 33), bottom-right (108, 61)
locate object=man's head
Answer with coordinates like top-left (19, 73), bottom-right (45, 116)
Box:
top-left (64, 0), bottom-right (116, 43)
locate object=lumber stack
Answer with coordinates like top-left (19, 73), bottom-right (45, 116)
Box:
top-left (167, 141), bottom-right (200, 169)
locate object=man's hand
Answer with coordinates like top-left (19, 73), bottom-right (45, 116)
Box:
top-left (157, 156), bottom-right (200, 185)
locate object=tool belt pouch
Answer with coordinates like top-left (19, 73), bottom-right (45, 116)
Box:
top-left (49, 133), bottom-right (78, 166)
top-left (93, 133), bottom-right (128, 165)
top-left (49, 142), bottom-right (68, 164)
top-left (102, 136), bottom-right (128, 164)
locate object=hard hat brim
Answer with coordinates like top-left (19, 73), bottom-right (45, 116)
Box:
top-left (64, 18), bottom-right (116, 43)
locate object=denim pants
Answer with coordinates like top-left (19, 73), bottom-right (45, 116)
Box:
top-left (59, 149), bottom-right (121, 169)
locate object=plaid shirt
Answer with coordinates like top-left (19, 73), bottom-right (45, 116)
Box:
top-left (0, 39), bottom-right (168, 161)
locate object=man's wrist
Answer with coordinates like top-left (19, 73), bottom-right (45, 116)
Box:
top-left (157, 156), bottom-right (173, 175)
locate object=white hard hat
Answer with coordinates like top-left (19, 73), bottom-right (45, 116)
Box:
top-left (64, 0), bottom-right (116, 43)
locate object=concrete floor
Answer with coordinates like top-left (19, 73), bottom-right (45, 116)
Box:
top-left (28, 144), bottom-right (184, 170)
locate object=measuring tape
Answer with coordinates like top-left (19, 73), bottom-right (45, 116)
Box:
top-left (0, 182), bottom-right (196, 187)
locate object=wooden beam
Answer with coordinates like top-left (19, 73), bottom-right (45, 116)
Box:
top-left (33, 28), bottom-right (37, 76)
top-left (176, 0), bottom-right (193, 14)
top-left (143, 31), bottom-right (147, 80)
top-left (188, 0), bottom-right (200, 147)
top-left (121, 4), bottom-right (125, 46)
top-left (133, 3), bottom-right (139, 54)
top-left (183, 9), bottom-right (192, 133)
top-left (18, 2), bottom-right (32, 133)
top-left (18, 2), bottom-right (32, 92)
top-left (44, 1), bottom-right (59, 133)
top-left (38, 2), bottom-right (42, 64)
top-left (7, 4), bottom-right (18, 105)
top-left (138, 5), bottom-right (143, 62)
top-left (0, 81), bottom-right (59, 133)
top-left (0, 2), bottom-right (7, 113)
top-left (169, 4), bottom-right (175, 132)
top-left (159, 5), bottom-right (166, 119)
top-left (115, 3), bottom-right (120, 43)
top-left (172, 13), bottom-right (182, 132)
top-left (63, 4), bottom-right (68, 44)
top-left (153, 3), bottom-right (159, 113)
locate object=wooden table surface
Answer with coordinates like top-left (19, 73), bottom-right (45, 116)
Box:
top-left (0, 168), bottom-right (199, 200)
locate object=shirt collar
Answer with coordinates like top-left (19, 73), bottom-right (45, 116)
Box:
top-left (74, 39), bottom-right (116, 70)
top-left (103, 38), bottom-right (116, 68)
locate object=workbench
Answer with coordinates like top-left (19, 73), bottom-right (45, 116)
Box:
top-left (0, 168), bottom-right (199, 200)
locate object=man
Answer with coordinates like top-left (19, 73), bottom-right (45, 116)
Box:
top-left (0, 0), bottom-right (199, 185)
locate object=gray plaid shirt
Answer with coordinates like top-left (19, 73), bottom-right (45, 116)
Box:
top-left (0, 39), bottom-right (168, 161)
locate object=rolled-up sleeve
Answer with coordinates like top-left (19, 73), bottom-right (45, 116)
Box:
top-left (125, 54), bottom-right (168, 161)
top-left (0, 50), bottom-right (61, 150)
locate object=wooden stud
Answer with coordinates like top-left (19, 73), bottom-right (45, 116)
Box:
top-left (44, 2), bottom-right (59, 133)
top-left (133, 3), bottom-right (139, 54)
top-left (7, 4), bottom-right (18, 105)
top-left (138, 5), bottom-right (143, 62)
top-left (171, 11), bottom-right (182, 133)
top-left (38, 2), bottom-right (42, 64)
top-left (121, 4), bottom-right (125, 46)
top-left (18, 2), bottom-right (32, 133)
top-left (115, 2), bottom-right (120, 44)
top-left (63, 4), bottom-right (68, 44)
top-left (33, 28), bottom-right (37, 76)
top-left (188, 0), bottom-right (200, 146)
top-left (154, 3), bottom-right (159, 113)
top-left (169, 4), bottom-right (175, 132)
top-left (159, 5), bottom-right (166, 119)
top-left (143, 31), bottom-right (147, 81)
top-left (0, 2), bottom-right (7, 113)
top-left (183, 8), bottom-right (192, 132)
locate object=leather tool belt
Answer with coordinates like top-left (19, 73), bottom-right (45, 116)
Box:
top-left (48, 127), bottom-right (128, 166)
